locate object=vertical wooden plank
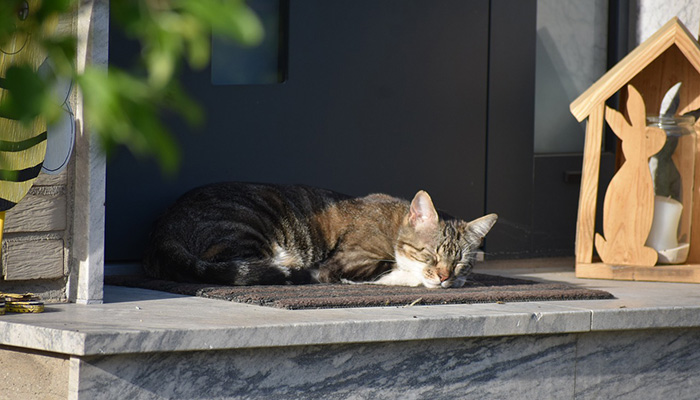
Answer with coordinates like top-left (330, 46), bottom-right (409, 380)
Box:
top-left (688, 118), bottom-right (700, 263)
top-left (576, 103), bottom-right (605, 264)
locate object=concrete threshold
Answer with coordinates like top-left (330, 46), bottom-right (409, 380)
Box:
top-left (1, 258), bottom-right (700, 357)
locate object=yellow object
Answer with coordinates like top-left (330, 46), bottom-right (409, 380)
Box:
top-left (2, 293), bottom-right (44, 314)
top-left (0, 0), bottom-right (52, 264)
top-left (5, 301), bottom-right (44, 313)
top-left (0, 0), bottom-right (50, 212)
top-left (0, 211), bottom-right (4, 267)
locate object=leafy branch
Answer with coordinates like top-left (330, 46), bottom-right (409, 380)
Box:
top-left (0, 0), bottom-right (263, 174)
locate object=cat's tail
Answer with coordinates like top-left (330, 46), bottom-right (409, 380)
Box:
top-left (194, 258), bottom-right (317, 285)
top-left (142, 237), bottom-right (203, 282)
top-left (142, 238), bottom-right (316, 285)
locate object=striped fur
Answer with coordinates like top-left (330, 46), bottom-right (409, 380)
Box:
top-left (143, 182), bottom-right (497, 288)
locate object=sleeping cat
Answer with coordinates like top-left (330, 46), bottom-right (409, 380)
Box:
top-left (143, 182), bottom-right (497, 288)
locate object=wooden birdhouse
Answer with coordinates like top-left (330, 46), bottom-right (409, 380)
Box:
top-left (570, 17), bottom-right (700, 283)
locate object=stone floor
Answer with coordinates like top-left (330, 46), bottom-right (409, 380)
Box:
top-left (2, 258), bottom-right (700, 399)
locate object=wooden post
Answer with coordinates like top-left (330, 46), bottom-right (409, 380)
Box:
top-left (575, 103), bottom-right (605, 265)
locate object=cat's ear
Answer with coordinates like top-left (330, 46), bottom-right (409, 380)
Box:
top-left (468, 213), bottom-right (498, 239)
top-left (409, 190), bottom-right (439, 229)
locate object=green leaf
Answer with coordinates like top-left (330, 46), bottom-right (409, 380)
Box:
top-left (41, 36), bottom-right (78, 76)
top-left (0, 64), bottom-right (50, 123)
top-left (0, 3), bottom-right (20, 44)
top-left (180, 0), bottom-right (264, 45)
top-left (77, 66), bottom-right (187, 175)
top-left (2, 0), bottom-right (264, 175)
top-left (34, 0), bottom-right (75, 22)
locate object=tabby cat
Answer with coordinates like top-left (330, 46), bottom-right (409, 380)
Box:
top-left (143, 182), bottom-right (497, 288)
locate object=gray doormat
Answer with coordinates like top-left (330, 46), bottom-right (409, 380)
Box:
top-left (105, 273), bottom-right (614, 309)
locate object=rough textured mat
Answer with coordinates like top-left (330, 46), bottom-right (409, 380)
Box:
top-left (105, 273), bottom-right (614, 309)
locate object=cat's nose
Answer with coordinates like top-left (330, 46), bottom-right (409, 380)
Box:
top-left (438, 272), bottom-right (450, 282)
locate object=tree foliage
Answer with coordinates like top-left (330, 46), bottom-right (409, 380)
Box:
top-left (0, 0), bottom-right (263, 174)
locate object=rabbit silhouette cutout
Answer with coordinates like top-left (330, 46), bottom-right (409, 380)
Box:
top-left (595, 85), bottom-right (666, 266)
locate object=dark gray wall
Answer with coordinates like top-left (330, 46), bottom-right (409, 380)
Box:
top-left (484, 0), bottom-right (537, 258)
top-left (106, 0), bottom-right (497, 261)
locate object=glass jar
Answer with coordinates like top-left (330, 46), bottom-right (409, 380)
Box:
top-left (646, 115), bottom-right (696, 264)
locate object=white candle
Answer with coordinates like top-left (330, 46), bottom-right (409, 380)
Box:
top-left (646, 196), bottom-right (689, 264)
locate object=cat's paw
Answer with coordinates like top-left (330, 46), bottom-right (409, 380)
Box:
top-left (340, 279), bottom-right (369, 285)
top-left (371, 270), bottom-right (423, 287)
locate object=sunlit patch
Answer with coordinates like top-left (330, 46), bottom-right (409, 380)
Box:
top-left (392, 253), bottom-right (429, 286)
top-left (201, 243), bottom-right (228, 261)
top-left (272, 244), bottom-right (303, 269)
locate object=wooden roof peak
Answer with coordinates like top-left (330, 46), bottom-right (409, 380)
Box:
top-left (570, 17), bottom-right (700, 122)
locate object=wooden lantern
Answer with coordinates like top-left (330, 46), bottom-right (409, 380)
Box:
top-left (570, 17), bottom-right (700, 283)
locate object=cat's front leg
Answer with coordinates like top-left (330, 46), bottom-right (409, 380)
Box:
top-left (318, 255), bottom-right (429, 287)
top-left (316, 249), bottom-right (394, 284)
top-left (367, 269), bottom-right (423, 287)
top-left (339, 272), bottom-right (422, 286)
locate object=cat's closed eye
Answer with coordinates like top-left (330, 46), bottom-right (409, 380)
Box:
top-left (416, 253), bottom-right (436, 264)
top-left (400, 243), bottom-right (426, 258)
top-left (403, 246), bottom-right (436, 264)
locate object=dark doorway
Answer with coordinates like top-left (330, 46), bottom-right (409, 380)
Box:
top-left (105, 0), bottom-right (537, 261)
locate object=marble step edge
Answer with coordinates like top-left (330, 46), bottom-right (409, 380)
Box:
top-left (1, 302), bottom-right (700, 357)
